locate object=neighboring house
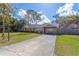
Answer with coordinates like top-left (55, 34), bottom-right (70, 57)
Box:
top-left (60, 23), bottom-right (79, 34)
top-left (66, 23), bottom-right (78, 29)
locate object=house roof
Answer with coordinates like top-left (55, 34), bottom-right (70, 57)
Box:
top-left (24, 23), bottom-right (59, 28)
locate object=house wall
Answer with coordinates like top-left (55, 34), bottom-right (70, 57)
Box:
top-left (60, 28), bottom-right (79, 34)
top-left (59, 23), bottom-right (79, 34)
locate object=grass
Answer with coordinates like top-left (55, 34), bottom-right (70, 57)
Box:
top-left (54, 35), bottom-right (79, 56)
top-left (0, 32), bottom-right (40, 47)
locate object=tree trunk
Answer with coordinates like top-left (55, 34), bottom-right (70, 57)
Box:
top-left (2, 18), bottom-right (5, 40)
top-left (7, 25), bottom-right (10, 41)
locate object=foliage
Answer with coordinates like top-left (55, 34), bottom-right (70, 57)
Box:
top-left (26, 9), bottom-right (42, 24)
top-left (0, 3), bottom-right (13, 41)
top-left (56, 15), bottom-right (79, 28)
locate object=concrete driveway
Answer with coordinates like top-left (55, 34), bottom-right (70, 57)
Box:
top-left (0, 35), bottom-right (56, 56)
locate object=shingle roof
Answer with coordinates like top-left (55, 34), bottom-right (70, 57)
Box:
top-left (25, 23), bottom-right (59, 28)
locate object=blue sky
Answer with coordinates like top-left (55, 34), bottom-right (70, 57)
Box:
top-left (12, 3), bottom-right (79, 21)
top-left (12, 3), bottom-right (64, 20)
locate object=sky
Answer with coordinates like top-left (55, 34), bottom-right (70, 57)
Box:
top-left (12, 3), bottom-right (79, 24)
top-left (12, 3), bottom-right (64, 20)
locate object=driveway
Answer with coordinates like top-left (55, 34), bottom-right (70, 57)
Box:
top-left (0, 35), bottom-right (56, 56)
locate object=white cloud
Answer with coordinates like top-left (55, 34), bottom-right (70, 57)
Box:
top-left (57, 3), bottom-right (78, 16)
top-left (37, 11), bottom-right (43, 14)
top-left (37, 15), bottom-right (51, 25)
top-left (18, 9), bottom-right (51, 25)
top-left (18, 9), bottom-right (27, 18)
top-left (57, 3), bottom-right (73, 14)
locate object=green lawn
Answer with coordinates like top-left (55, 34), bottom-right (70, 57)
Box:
top-left (0, 32), bottom-right (40, 47)
top-left (54, 35), bottom-right (79, 56)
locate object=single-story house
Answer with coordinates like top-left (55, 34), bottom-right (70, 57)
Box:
top-left (60, 23), bottom-right (79, 34)
top-left (19, 23), bottom-right (60, 34)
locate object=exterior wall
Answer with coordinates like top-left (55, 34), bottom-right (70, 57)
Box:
top-left (59, 23), bottom-right (79, 34)
top-left (60, 29), bottom-right (79, 34)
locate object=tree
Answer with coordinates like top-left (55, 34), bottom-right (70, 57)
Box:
top-left (0, 3), bottom-right (12, 41)
top-left (22, 10), bottom-right (42, 31)
top-left (56, 15), bottom-right (79, 29)
top-left (10, 17), bottom-right (20, 32)
top-left (26, 10), bottom-right (42, 24)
